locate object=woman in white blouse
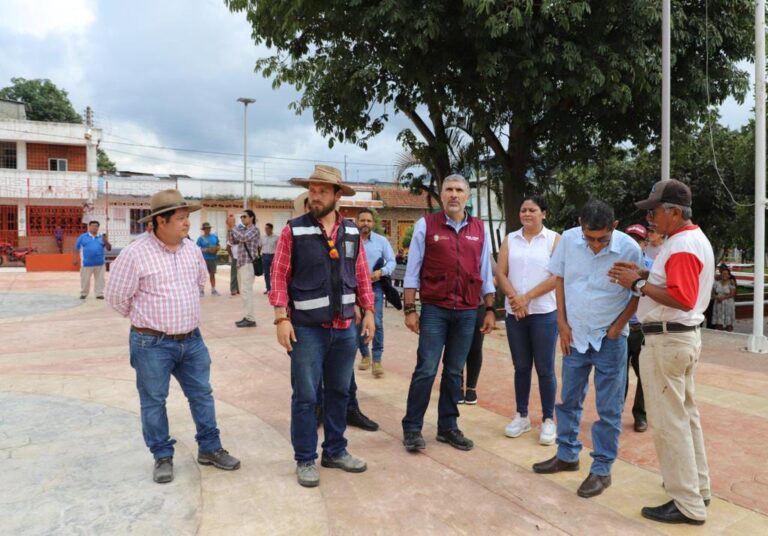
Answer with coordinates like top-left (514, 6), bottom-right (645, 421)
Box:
top-left (496, 195), bottom-right (560, 445)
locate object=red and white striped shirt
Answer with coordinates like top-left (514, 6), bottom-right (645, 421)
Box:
top-left (268, 212), bottom-right (374, 329)
top-left (106, 233), bottom-right (207, 334)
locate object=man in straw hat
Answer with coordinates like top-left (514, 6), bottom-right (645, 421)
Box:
top-left (609, 179), bottom-right (713, 525)
top-left (269, 165), bottom-right (375, 488)
top-left (106, 189), bottom-right (240, 484)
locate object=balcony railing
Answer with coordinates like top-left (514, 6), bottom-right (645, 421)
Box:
top-left (0, 170), bottom-right (92, 200)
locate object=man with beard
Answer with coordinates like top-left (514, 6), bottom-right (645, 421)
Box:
top-left (355, 209), bottom-right (396, 377)
top-left (269, 165), bottom-right (375, 488)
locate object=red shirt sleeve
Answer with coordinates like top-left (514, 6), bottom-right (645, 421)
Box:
top-left (267, 226), bottom-right (293, 307)
top-left (664, 252), bottom-right (703, 310)
top-left (356, 242), bottom-right (374, 311)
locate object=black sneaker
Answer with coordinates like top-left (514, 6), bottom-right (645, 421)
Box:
top-left (403, 431), bottom-right (426, 451)
top-left (436, 429), bottom-right (474, 451)
top-left (197, 448), bottom-right (241, 470)
top-left (235, 318), bottom-right (257, 328)
top-left (153, 457), bottom-right (173, 483)
top-left (96, 296), bottom-right (105, 300)
top-left (79, 295), bottom-right (86, 299)
top-left (346, 408), bottom-right (379, 431)
top-left (464, 388), bottom-right (478, 405)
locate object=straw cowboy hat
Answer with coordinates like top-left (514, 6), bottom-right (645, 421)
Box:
top-left (289, 165), bottom-right (356, 196)
top-left (139, 189), bottom-right (201, 223)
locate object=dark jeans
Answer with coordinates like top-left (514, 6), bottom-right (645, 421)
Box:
top-left (357, 284), bottom-right (385, 361)
top-left (556, 336), bottom-right (628, 476)
top-left (463, 304), bottom-right (486, 389)
top-left (229, 260), bottom-right (239, 294)
top-left (129, 329), bottom-right (222, 460)
top-left (402, 304), bottom-right (476, 433)
top-left (262, 253), bottom-right (274, 291)
top-left (504, 311), bottom-right (558, 420)
top-left (289, 324), bottom-right (357, 463)
top-left (625, 328), bottom-right (646, 422)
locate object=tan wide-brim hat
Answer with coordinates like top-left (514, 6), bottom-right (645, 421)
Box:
top-left (139, 189), bottom-right (201, 223)
top-left (289, 164), bottom-right (356, 196)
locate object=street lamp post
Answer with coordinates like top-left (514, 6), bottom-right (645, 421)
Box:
top-left (237, 97), bottom-right (256, 210)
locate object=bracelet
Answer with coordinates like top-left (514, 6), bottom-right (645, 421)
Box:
top-left (273, 317), bottom-right (291, 325)
top-left (403, 303), bottom-right (417, 315)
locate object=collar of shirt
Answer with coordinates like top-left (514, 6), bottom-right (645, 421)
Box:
top-left (315, 211), bottom-right (342, 241)
top-left (442, 211), bottom-right (469, 233)
top-left (149, 231), bottom-right (188, 253)
top-left (511, 227), bottom-right (547, 242)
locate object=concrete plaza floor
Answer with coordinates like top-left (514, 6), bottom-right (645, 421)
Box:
top-left (1, 270), bottom-right (767, 535)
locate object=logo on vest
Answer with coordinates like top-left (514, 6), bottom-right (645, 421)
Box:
top-left (464, 235), bottom-right (480, 241)
top-left (433, 234), bottom-right (444, 242)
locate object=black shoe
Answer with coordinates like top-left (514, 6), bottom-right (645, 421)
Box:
top-left (197, 448), bottom-right (241, 470)
top-left (235, 318), bottom-right (257, 328)
top-left (403, 431), bottom-right (426, 451)
top-left (96, 296), bottom-right (104, 300)
top-left (347, 408), bottom-right (379, 431)
top-left (532, 455), bottom-right (580, 474)
top-left (634, 419), bottom-right (648, 432)
top-left (436, 429), bottom-right (474, 451)
top-left (153, 457), bottom-right (173, 484)
top-left (641, 500), bottom-right (705, 525)
top-left (577, 473), bottom-right (611, 498)
top-left (464, 388), bottom-right (478, 405)
top-left (80, 295), bottom-right (86, 299)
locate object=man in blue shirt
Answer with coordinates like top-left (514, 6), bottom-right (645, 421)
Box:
top-left (196, 222), bottom-right (221, 296)
top-left (73, 220), bottom-right (111, 299)
top-left (532, 200), bottom-right (642, 499)
top-left (355, 209), bottom-right (396, 377)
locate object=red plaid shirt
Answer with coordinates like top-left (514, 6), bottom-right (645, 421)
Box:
top-left (268, 212), bottom-right (374, 329)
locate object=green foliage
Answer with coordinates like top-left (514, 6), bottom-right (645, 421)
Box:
top-left (0, 77), bottom-right (82, 123)
top-left (401, 224), bottom-right (415, 249)
top-left (97, 148), bottom-right (116, 173)
top-left (226, 0), bottom-right (754, 231)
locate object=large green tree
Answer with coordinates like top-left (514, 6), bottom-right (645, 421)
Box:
top-left (0, 77), bottom-right (82, 123)
top-left (226, 0), bottom-right (754, 230)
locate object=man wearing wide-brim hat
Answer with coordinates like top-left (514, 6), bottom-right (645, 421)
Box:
top-left (270, 165), bottom-right (375, 487)
top-left (106, 189), bottom-right (241, 484)
top-left (609, 179), bottom-right (714, 525)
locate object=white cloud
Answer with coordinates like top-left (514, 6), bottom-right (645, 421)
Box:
top-left (0, 0), bottom-right (96, 39)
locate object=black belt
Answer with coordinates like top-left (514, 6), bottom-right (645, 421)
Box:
top-left (131, 326), bottom-right (196, 340)
top-left (641, 322), bottom-right (698, 335)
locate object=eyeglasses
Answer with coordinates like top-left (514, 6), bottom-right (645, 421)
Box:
top-left (582, 232), bottom-right (612, 245)
top-left (646, 207), bottom-right (672, 219)
top-left (240, 215), bottom-right (247, 219)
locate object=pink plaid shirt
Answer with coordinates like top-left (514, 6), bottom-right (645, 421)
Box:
top-left (106, 233), bottom-right (207, 334)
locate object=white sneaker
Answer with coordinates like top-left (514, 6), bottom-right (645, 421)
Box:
top-left (504, 413), bottom-right (532, 438)
top-left (539, 418), bottom-right (556, 445)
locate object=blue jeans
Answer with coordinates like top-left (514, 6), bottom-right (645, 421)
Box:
top-left (504, 311), bottom-right (558, 420)
top-left (402, 304), bottom-right (476, 433)
top-left (262, 253), bottom-right (274, 291)
top-left (290, 324), bottom-right (357, 463)
top-left (357, 284), bottom-right (384, 361)
top-left (555, 336), bottom-right (628, 476)
top-left (129, 329), bottom-right (222, 460)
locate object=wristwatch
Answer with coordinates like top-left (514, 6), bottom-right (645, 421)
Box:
top-left (633, 279), bottom-right (647, 296)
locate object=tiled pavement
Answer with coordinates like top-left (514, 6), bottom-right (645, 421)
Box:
top-left (1, 270), bottom-right (767, 535)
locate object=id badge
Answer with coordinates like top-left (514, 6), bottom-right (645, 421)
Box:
top-left (344, 240), bottom-right (356, 258)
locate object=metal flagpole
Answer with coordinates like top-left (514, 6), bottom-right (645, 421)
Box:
top-left (661, 0), bottom-right (671, 181)
top-left (748, 0), bottom-right (768, 353)
top-left (237, 98), bottom-right (256, 210)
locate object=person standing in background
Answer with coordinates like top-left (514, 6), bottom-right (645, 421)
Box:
top-left (74, 220), bottom-right (111, 300)
top-left (227, 210), bottom-right (261, 327)
top-left (260, 223), bottom-right (279, 295)
top-left (54, 223), bottom-right (64, 253)
top-left (196, 222), bottom-right (221, 297)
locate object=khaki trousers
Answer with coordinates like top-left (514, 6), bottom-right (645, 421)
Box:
top-left (80, 265), bottom-right (105, 298)
top-left (640, 329), bottom-right (710, 521)
top-left (237, 263), bottom-right (255, 321)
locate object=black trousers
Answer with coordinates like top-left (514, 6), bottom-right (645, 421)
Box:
top-left (624, 328), bottom-right (646, 421)
top-left (464, 305), bottom-right (486, 389)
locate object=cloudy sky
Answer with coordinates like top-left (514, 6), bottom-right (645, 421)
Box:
top-left (0, 0), bottom-right (758, 185)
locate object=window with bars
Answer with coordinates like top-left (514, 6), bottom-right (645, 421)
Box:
top-left (48, 158), bottom-right (68, 171)
top-left (0, 142), bottom-right (16, 169)
top-left (130, 208), bottom-right (152, 234)
top-left (26, 206), bottom-right (85, 237)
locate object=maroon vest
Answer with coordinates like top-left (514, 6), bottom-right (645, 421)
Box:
top-left (420, 212), bottom-right (485, 310)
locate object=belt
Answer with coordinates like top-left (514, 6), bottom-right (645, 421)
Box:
top-left (131, 326), bottom-right (196, 340)
top-left (641, 322), bottom-right (698, 335)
